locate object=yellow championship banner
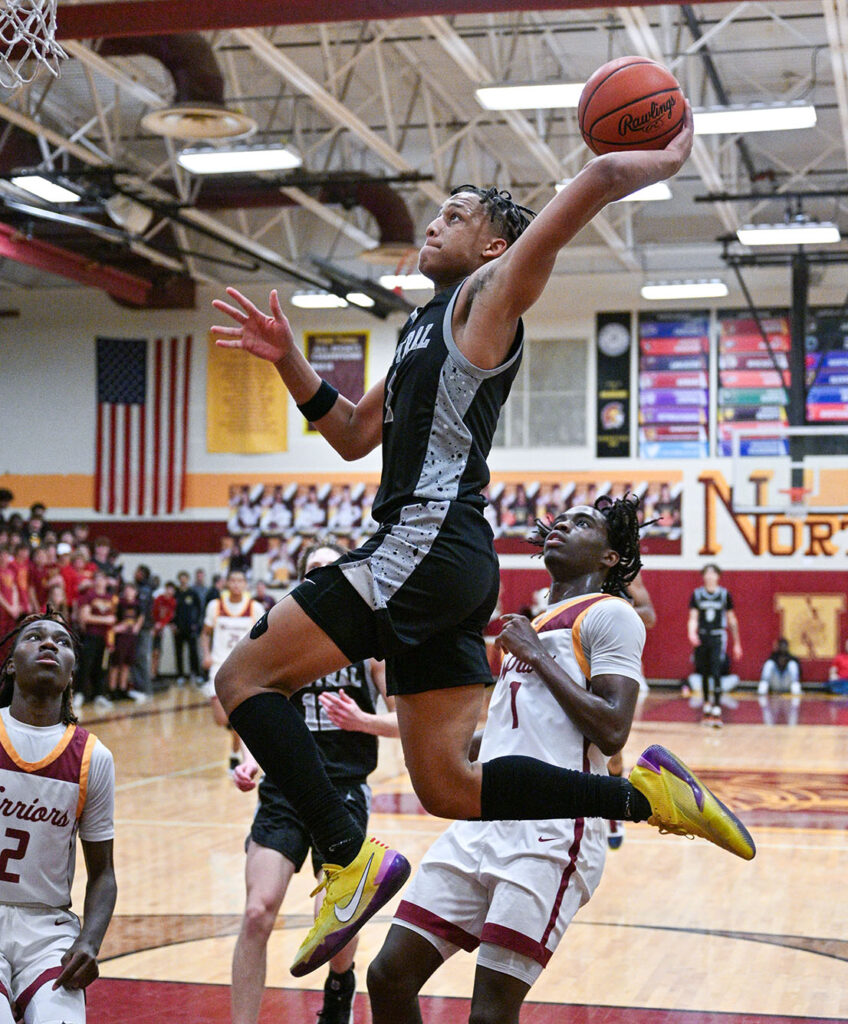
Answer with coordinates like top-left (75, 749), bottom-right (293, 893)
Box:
top-left (206, 333), bottom-right (287, 453)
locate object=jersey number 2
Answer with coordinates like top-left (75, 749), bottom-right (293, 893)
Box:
top-left (0, 827), bottom-right (29, 883)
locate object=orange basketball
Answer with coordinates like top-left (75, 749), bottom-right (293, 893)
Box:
top-left (578, 56), bottom-right (684, 155)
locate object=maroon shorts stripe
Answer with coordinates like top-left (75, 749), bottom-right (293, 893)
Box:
top-left (16, 966), bottom-right (63, 1014)
top-left (395, 899), bottom-right (480, 953)
top-left (479, 922), bottom-right (553, 966)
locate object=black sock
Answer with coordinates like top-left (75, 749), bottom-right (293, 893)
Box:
top-left (228, 692), bottom-right (364, 865)
top-left (480, 755), bottom-right (652, 823)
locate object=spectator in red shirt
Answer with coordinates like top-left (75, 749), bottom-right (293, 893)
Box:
top-left (151, 581), bottom-right (177, 682)
top-left (828, 639), bottom-right (848, 694)
top-left (57, 543), bottom-right (81, 608)
top-left (0, 546), bottom-right (21, 637)
top-left (12, 543), bottom-right (32, 616)
top-left (75, 571), bottom-right (117, 709)
top-left (28, 545), bottom-right (60, 613)
top-left (108, 581), bottom-right (144, 700)
top-left (72, 549), bottom-right (96, 598)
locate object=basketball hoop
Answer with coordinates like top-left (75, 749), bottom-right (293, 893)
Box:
top-left (779, 487), bottom-right (811, 520)
top-left (0, 0), bottom-right (66, 92)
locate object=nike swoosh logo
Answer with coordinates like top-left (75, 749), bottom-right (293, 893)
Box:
top-left (334, 852), bottom-right (375, 923)
top-left (538, 837), bottom-right (558, 843)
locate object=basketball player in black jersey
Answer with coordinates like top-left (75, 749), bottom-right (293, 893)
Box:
top-left (211, 100), bottom-right (751, 978)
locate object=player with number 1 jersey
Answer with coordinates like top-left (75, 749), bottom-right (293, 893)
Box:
top-left (393, 590), bottom-right (645, 980)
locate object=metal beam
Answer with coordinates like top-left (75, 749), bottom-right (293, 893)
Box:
top-left (55, 0), bottom-right (722, 42)
top-left (0, 221), bottom-right (151, 304)
top-left (233, 27), bottom-right (445, 205)
top-left (420, 15), bottom-right (640, 270)
top-left (616, 5), bottom-right (739, 235)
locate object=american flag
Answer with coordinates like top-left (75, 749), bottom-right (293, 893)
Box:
top-left (95, 336), bottom-right (192, 515)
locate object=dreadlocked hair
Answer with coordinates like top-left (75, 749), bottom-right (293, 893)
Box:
top-left (528, 493), bottom-right (644, 596)
top-left (0, 607), bottom-right (80, 726)
top-left (450, 184), bottom-right (536, 246)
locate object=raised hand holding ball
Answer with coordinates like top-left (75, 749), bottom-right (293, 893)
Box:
top-left (578, 56), bottom-right (685, 155)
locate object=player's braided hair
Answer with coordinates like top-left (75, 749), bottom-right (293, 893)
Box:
top-left (0, 607), bottom-right (80, 725)
top-left (529, 493), bottom-right (644, 595)
top-left (450, 184), bottom-right (536, 245)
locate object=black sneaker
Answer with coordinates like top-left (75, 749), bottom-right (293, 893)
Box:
top-left (317, 966), bottom-right (356, 1024)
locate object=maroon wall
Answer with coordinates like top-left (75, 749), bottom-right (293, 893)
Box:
top-left (499, 567), bottom-right (846, 684)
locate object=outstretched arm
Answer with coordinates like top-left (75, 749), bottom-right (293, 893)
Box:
top-left (455, 104), bottom-right (694, 368)
top-left (212, 287), bottom-right (384, 461)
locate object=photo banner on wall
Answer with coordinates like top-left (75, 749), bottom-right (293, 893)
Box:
top-left (595, 312), bottom-right (632, 457)
top-left (304, 331), bottom-right (368, 432)
top-left (638, 310), bottom-right (709, 459)
top-left (206, 333), bottom-right (287, 453)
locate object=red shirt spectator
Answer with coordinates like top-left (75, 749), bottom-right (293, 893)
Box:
top-left (0, 548), bottom-right (21, 637)
top-left (152, 588), bottom-right (177, 630)
top-left (28, 547), bottom-right (59, 612)
top-left (75, 574), bottom-right (117, 640)
top-left (12, 544), bottom-right (32, 616)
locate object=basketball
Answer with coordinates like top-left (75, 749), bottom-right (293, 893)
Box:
top-left (578, 56), bottom-right (685, 155)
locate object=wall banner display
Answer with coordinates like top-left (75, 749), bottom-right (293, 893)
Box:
top-left (595, 312), bottom-right (632, 457)
top-left (638, 311), bottom-right (709, 458)
top-left (206, 333), bottom-right (287, 454)
top-left (303, 331), bottom-right (368, 433)
top-left (717, 311), bottom-right (790, 455)
top-left (805, 307), bottom-right (848, 422)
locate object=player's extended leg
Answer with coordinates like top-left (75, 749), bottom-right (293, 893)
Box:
top-left (367, 924), bottom-right (445, 1024)
top-left (218, 597), bottom-right (410, 979)
top-left (232, 841), bottom-right (293, 1024)
top-left (469, 964), bottom-right (531, 1024)
top-left (395, 690), bottom-right (756, 861)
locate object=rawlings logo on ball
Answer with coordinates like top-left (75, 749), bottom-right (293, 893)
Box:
top-left (618, 96), bottom-right (677, 137)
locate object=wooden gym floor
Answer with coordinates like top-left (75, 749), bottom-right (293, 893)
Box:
top-left (72, 686), bottom-right (848, 1023)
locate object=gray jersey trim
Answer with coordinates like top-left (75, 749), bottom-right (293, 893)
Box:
top-left (441, 280), bottom-right (524, 380)
top-left (413, 286), bottom-right (523, 501)
top-left (339, 500), bottom-right (450, 610)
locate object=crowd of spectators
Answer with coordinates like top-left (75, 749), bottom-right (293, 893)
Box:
top-left (0, 491), bottom-right (249, 711)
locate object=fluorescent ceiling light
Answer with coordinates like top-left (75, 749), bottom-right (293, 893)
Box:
top-left (556, 179), bottom-right (671, 202)
top-left (177, 145), bottom-right (302, 174)
top-left (476, 82), bottom-right (583, 110)
top-left (694, 104), bottom-right (816, 135)
top-left (345, 292), bottom-right (375, 308)
top-left (379, 273), bottom-right (433, 291)
top-left (11, 175), bottom-right (80, 203)
top-left (291, 292), bottom-right (347, 309)
top-left (736, 222), bottom-right (841, 246)
top-left (641, 280), bottom-right (729, 300)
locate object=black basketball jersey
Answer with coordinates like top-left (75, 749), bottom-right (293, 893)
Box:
top-left (290, 661), bottom-right (380, 783)
top-left (689, 585), bottom-right (733, 637)
top-left (372, 280), bottom-right (524, 522)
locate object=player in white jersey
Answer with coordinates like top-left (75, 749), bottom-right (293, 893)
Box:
top-left (200, 570), bottom-right (265, 773)
top-left (0, 610), bottom-right (116, 1024)
top-left (367, 496), bottom-right (647, 1023)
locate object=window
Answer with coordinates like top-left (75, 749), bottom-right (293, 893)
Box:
top-left (493, 336), bottom-right (588, 447)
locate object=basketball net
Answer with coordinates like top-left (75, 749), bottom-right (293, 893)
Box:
top-left (0, 0), bottom-right (67, 92)
top-left (779, 487), bottom-right (810, 521)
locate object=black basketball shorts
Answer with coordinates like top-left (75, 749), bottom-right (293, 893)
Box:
top-left (249, 775), bottom-right (370, 874)
top-left (290, 499), bottom-right (500, 696)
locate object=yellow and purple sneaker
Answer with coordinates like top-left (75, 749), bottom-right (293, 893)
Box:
top-left (629, 745), bottom-right (755, 861)
top-left (290, 836), bottom-right (411, 977)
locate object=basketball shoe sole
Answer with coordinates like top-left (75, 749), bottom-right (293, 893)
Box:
top-left (629, 744), bottom-right (755, 860)
top-left (291, 837), bottom-right (410, 977)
